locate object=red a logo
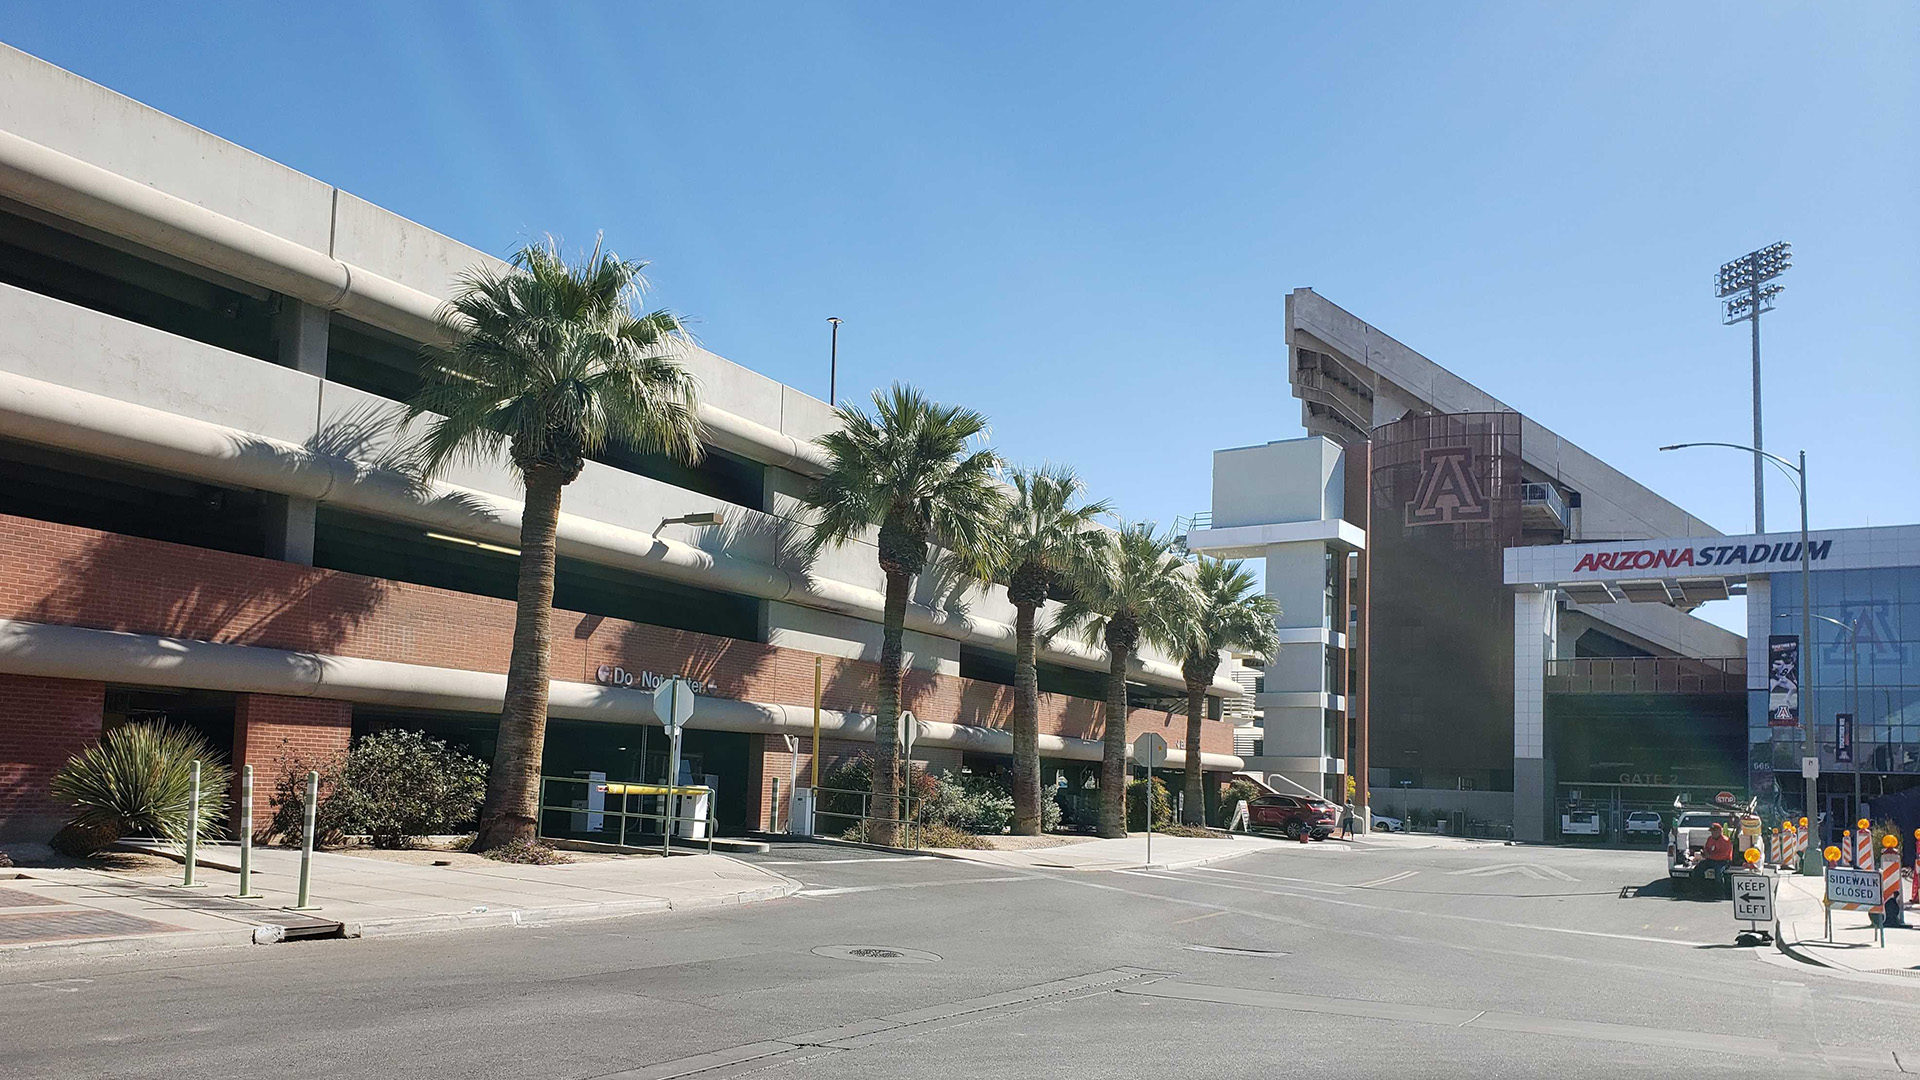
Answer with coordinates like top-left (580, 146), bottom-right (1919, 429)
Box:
top-left (1405, 445), bottom-right (1491, 526)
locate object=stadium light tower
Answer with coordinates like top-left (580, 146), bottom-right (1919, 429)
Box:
top-left (1716, 241), bottom-right (1791, 533)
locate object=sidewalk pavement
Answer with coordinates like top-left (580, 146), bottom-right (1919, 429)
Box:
top-left (931, 832), bottom-right (1287, 871)
top-left (1773, 870), bottom-right (1920, 978)
top-left (0, 842), bottom-right (799, 959)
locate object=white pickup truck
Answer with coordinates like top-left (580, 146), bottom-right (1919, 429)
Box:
top-left (1624, 810), bottom-right (1665, 843)
top-left (1561, 808), bottom-right (1603, 840)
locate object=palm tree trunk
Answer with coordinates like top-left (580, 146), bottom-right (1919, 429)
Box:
top-left (1010, 602), bottom-right (1042, 836)
top-left (473, 469), bottom-right (565, 851)
top-left (1182, 676), bottom-right (1207, 826)
top-left (1098, 640), bottom-right (1130, 839)
top-left (871, 568), bottom-right (909, 846)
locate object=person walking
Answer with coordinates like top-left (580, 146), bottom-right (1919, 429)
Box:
top-left (1339, 800), bottom-right (1358, 840)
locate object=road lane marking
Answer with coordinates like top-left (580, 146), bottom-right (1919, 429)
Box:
top-left (1172, 910), bottom-right (1227, 925)
top-left (1445, 863), bottom-right (1577, 881)
top-left (795, 876), bottom-right (1035, 897)
top-left (1355, 871), bottom-right (1419, 888)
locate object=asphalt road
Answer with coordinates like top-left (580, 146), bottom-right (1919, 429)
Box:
top-left (5, 837), bottom-right (1918, 1079)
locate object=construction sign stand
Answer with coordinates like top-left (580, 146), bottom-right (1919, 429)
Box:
top-left (1823, 861), bottom-right (1885, 946)
top-left (1226, 800), bottom-right (1250, 833)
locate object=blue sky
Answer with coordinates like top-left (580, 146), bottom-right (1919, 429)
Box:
top-left (3, 4), bottom-right (1915, 632)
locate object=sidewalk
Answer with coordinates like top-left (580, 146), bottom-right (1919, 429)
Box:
top-left (930, 832), bottom-right (1287, 871)
top-left (1773, 871), bottom-right (1920, 978)
top-left (0, 842), bottom-right (799, 959)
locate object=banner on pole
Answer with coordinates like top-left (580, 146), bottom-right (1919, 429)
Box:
top-left (1836, 713), bottom-right (1854, 765)
top-left (1767, 635), bottom-right (1800, 727)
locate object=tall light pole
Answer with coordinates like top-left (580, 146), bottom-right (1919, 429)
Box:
top-left (827, 317), bottom-right (842, 406)
top-left (1786, 611), bottom-right (1863, 829)
top-left (1661, 441), bottom-right (1817, 874)
top-left (1715, 242), bottom-right (1792, 533)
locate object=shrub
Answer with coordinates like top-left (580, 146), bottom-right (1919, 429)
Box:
top-left (0, 848), bottom-right (12, 868)
top-left (332, 730), bottom-right (488, 848)
top-left (265, 755), bottom-right (353, 848)
top-left (49, 722), bottom-right (231, 854)
top-left (1219, 778), bottom-right (1263, 825)
top-left (916, 822), bottom-right (992, 849)
top-left (265, 730), bottom-right (487, 849)
top-left (1127, 776), bottom-right (1173, 831)
top-left (480, 838), bottom-right (571, 865)
top-left (819, 753), bottom-right (940, 830)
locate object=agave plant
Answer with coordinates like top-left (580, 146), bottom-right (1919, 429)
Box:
top-left (50, 722), bottom-right (231, 852)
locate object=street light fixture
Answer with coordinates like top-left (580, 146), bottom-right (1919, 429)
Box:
top-left (827, 317), bottom-right (843, 407)
top-left (1782, 610), bottom-right (1864, 832)
top-left (1714, 241), bottom-right (1791, 533)
top-left (652, 511), bottom-right (726, 537)
top-left (1660, 440), bottom-right (1817, 875)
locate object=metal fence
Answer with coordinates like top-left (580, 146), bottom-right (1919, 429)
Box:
top-left (812, 783), bottom-right (922, 849)
top-left (536, 775), bottom-right (717, 855)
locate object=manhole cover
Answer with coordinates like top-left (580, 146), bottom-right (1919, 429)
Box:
top-left (811, 944), bottom-right (942, 965)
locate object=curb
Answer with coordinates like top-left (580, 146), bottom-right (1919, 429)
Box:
top-left (0, 925), bottom-right (259, 960)
top-left (346, 881), bottom-right (801, 938)
top-left (1, 877), bottom-right (802, 960)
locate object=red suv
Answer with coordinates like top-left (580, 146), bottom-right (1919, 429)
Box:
top-left (1248, 794), bottom-right (1339, 840)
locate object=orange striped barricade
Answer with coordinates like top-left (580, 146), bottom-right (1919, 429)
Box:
top-left (1912, 828), bottom-right (1920, 904)
top-left (1883, 837), bottom-right (1906, 931)
top-left (1823, 855), bottom-right (1884, 945)
top-left (1855, 819), bottom-right (1873, 870)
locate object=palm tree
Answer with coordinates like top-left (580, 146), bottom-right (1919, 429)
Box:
top-left (803, 384), bottom-right (1006, 844)
top-left (980, 465), bottom-right (1111, 835)
top-left (1171, 557), bottom-right (1278, 825)
top-left (1053, 523), bottom-right (1195, 838)
top-left (404, 240), bottom-right (701, 851)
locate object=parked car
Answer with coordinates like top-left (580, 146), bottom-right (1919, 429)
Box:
top-left (1370, 812), bottom-right (1404, 832)
top-left (1248, 794), bottom-right (1338, 840)
top-left (1623, 811), bottom-right (1664, 843)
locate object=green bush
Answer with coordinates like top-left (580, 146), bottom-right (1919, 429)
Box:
top-left (1127, 776), bottom-right (1173, 831)
top-left (819, 753), bottom-right (940, 830)
top-left (49, 722), bottom-right (231, 854)
top-left (1219, 778), bottom-right (1263, 825)
top-left (266, 730), bottom-right (488, 849)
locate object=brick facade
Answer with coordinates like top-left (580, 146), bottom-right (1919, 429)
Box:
top-left (0, 514), bottom-right (1239, 831)
top-left (231, 693), bottom-right (353, 789)
top-left (0, 674), bottom-right (104, 834)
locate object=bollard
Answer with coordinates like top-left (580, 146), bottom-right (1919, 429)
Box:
top-left (174, 759), bottom-right (206, 889)
top-left (233, 764), bottom-right (261, 898)
top-left (291, 770), bottom-right (320, 911)
top-left (1912, 828), bottom-right (1920, 904)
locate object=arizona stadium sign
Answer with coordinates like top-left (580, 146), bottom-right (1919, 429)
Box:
top-left (1569, 539), bottom-right (1832, 575)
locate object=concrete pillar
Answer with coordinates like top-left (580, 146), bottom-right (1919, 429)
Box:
top-left (262, 493), bottom-right (317, 565)
top-left (1513, 587), bottom-right (1557, 842)
top-left (276, 299), bottom-right (329, 377)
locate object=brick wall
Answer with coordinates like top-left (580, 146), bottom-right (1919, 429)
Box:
top-left (231, 694), bottom-right (352, 789)
top-left (0, 512), bottom-right (1236, 771)
top-left (0, 674), bottom-right (104, 831)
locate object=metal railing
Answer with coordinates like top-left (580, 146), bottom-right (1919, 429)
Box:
top-left (811, 783), bottom-right (922, 849)
top-left (1545, 657), bottom-right (1747, 695)
top-left (536, 775), bottom-right (717, 855)
top-left (1519, 482), bottom-right (1568, 527)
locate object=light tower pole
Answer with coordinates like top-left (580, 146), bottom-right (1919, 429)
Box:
top-left (827, 317), bottom-right (842, 406)
top-left (1715, 242), bottom-right (1791, 533)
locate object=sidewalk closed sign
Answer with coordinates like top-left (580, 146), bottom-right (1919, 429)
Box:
top-left (1731, 875), bottom-right (1773, 923)
top-left (1826, 867), bottom-right (1882, 908)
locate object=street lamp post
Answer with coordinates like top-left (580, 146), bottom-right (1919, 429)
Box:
top-left (827, 317), bottom-right (842, 406)
top-left (1660, 441), bottom-right (1817, 875)
top-left (1787, 611), bottom-right (1863, 830)
top-left (1715, 242), bottom-right (1792, 533)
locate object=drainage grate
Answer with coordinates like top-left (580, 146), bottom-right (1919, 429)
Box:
top-left (811, 944), bottom-right (942, 964)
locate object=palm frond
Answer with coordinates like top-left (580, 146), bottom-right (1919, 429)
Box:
top-left (403, 238), bottom-right (701, 483)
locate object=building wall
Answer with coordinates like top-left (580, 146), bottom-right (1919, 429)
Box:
top-left (0, 512), bottom-right (1235, 833)
top-left (0, 674), bottom-right (104, 834)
